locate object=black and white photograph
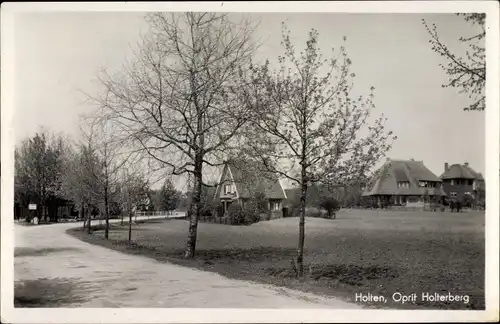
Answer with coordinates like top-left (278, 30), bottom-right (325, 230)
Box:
top-left (1, 1), bottom-right (499, 323)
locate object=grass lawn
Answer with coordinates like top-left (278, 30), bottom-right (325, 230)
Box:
top-left (68, 209), bottom-right (484, 309)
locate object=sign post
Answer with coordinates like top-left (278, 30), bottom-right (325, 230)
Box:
top-left (28, 204), bottom-right (38, 224)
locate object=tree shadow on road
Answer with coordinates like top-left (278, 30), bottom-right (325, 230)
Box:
top-left (14, 278), bottom-right (95, 307)
top-left (15, 247), bottom-right (82, 257)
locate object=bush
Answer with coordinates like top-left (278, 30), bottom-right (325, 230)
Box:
top-left (242, 201), bottom-right (261, 225)
top-left (200, 202), bottom-right (214, 217)
top-left (461, 194), bottom-right (474, 208)
top-left (226, 201), bottom-right (262, 226)
top-left (308, 208), bottom-right (322, 218)
top-left (227, 204), bottom-right (245, 225)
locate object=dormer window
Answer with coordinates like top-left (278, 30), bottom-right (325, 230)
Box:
top-left (419, 181), bottom-right (436, 188)
top-left (224, 184), bottom-right (232, 194)
top-left (397, 181), bottom-right (409, 188)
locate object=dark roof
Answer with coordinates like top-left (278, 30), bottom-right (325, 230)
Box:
top-left (217, 160), bottom-right (286, 200)
top-left (363, 158), bottom-right (446, 196)
top-left (440, 163), bottom-right (484, 180)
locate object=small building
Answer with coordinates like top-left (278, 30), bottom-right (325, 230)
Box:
top-left (440, 162), bottom-right (485, 202)
top-left (362, 158), bottom-right (446, 207)
top-left (213, 160), bottom-right (287, 217)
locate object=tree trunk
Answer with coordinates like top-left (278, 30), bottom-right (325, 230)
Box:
top-left (184, 153), bottom-right (203, 259)
top-left (80, 203), bottom-right (85, 228)
top-left (297, 170), bottom-right (307, 278)
top-left (128, 210), bottom-right (133, 242)
top-left (87, 205), bottom-right (92, 234)
top-left (104, 180), bottom-right (110, 239)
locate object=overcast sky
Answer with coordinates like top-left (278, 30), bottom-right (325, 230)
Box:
top-left (13, 12), bottom-right (485, 189)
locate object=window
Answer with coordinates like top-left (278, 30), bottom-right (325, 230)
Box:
top-left (270, 201), bottom-right (281, 211)
top-left (450, 179), bottom-right (455, 186)
top-left (398, 181), bottom-right (409, 188)
top-left (450, 192), bottom-right (457, 197)
top-left (419, 181), bottom-right (426, 187)
top-left (224, 184), bottom-right (232, 194)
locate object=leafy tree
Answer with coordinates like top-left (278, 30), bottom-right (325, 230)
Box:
top-left (159, 179), bottom-right (180, 213)
top-left (91, 12), bottom-right (259, 258)
top-left (15, 131), bottom-right (69, 221)
top-left (319, 196), bottom-right (340, 219)
top-left (241, 25), bottom-right (395, 277)
top-left (423, 14), bottom-right (485, 111)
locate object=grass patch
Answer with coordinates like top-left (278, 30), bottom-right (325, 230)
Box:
top-left (67, 209), bottom-right (485, 310)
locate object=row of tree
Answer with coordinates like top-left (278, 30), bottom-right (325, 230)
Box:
top-left (15, 128), bottom-right (182, 237)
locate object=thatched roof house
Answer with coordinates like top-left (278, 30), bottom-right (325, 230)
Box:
top-left (363, 158), bottom-right (446, 204)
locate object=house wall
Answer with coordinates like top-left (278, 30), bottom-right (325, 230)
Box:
top-left (442, 179), bottom-right (475, 199)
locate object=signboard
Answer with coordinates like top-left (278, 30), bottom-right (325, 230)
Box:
top-left (28, 204), bottom-right (37, 210)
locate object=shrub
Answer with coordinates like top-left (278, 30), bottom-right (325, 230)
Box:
top-left (242, 201), bottom-right (261, 225)
top-left (200, 202), bottom-right (215, 217)
top-left (308, 208), bottom-right (322, 218)
top-left (461, 194), bottom-right (474, 208)
top-left (227, 204), bottom-right (245, 225)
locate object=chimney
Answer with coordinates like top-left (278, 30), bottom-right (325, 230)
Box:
top-left (444, 162), bottom-right (449, 172)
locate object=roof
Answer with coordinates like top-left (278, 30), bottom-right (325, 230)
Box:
top-left (440, 163), bottom-right (484, 180)
top-left (216, 160), bottom-right (286, 200)
top-left (363, 158), bottom-right (446, 196)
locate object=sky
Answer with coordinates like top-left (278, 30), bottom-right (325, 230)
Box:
top-left (12, 12), bottom-right (485, 190)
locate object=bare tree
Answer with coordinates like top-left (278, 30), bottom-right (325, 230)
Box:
top-left (87, 119), bottom-right (132, 239)
top-left (423, 14), bottom-right (486, 111)
top-left (117, 162), bottom-right (150, 242)
top-left (63, 127), bottom-right (107, 233)
top-left (62, 133), bottom-right (102, 233)
top-left (242, 25), bottom-right (396, 277)
top-left (90, 12), bottom-right (258, 257)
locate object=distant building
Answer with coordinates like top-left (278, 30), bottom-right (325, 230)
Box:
top-left (362, 158), bottom-right (446, 207)
top-left (440, 162), bottom-right (485, 201)
top-left (213, 159), bottom-right (287, 217)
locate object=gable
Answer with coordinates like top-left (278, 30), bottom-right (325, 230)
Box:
top-left (214, 164), bottom-right (238, 199)
top-left (225, 160), bottom-right (286, 200)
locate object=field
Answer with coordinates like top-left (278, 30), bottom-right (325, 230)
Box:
top-left (68, 209), bottom-right (485, 309)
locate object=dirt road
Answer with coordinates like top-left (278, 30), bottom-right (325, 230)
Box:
top-left (14, 217), bottom-right (358, 308)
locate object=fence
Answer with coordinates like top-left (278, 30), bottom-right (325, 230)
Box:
top-left (135, 210), bottom-right (175, 217)
top-left (133, 210), bottom-right (187, 221)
